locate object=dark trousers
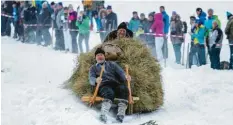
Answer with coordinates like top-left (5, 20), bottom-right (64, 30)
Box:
top-left (36, 28), bottom-right (43, 44)
top-left (98, 83), bottom-right (129, 102)
top-left (229, 43), bottom-right (233, 69)
top-left (78, 32), bottom-right (90, 53)
top-left (1, 16), bottom-right (7, 35)
top-left (189, 42), bottom-right (199, 68)
top-left (55, 29), bottom-right (65, 50)
top-left (197, 44), bottom-right (206, 66)
top-left (209, 47), bottom-right (221, 69)
top-left (24, 26), bottom-right (35, 43)
top-left (70, 31), bottom-right (78, 53)
top-left (41, 27), bottom-right (52, 46)
top-left (5, 17), bottom-right (12, 36)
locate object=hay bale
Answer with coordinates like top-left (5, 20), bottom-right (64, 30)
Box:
top-left (68, 38), bottom-right (163, 113)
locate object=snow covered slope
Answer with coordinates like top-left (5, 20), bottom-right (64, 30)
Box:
top-left (2, 34), bottom-right (233, 125)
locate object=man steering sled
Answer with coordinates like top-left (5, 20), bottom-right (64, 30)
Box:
top-left (89, 48), bottom-right (131, 123)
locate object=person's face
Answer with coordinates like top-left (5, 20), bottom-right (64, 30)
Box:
top-left (12, 4), bottom-right (16, 8)
top-left (107, 9), bottom-right (112, 14)
top-left (51, 5), bottom-right (55, 9)
top-left (148, 16), bottom-right (153, 21)
top-left (160, 7), bottom-right (164, 13)
top-left (208, 10), bottom-right (213, 17)
top-left (133, 14), bottom-right (138, 18)
top-left (196, 11), bottom-right (201, 15)
top-left (64, 9), bottom-right (68, 13)
top-left (140, 15), bottom-right (145, 20)
top-left (195, 23), bottom-right (199, 27)
top-left (117, 28), bottom-right (126, 38)
top-left (94, 15), bottom-right (98, 18)
top-left (212, 22), bottom-right (217, 29)
top-left (101, 12), bottom-right (106, 17)
top-left (96, 54), bottom-right (105, 63)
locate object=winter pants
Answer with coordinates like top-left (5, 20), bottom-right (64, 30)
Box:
top-left (162, 36), bottom-right (168, 59)
top-left (70, 31), bottom-right (78, 53)
top-left (155, 37), bottom-right (164, 61)
top-left (36, 28), bottom-right (43, 44)
top-left (189, 42), bottom-right (199, 68)
top-left (78, 32), bottom-right (90, 53)
top-left (172, 43), bottom-right (182, 64)
top-left (197, 44), bottom-right (206, 66)
top-left (147, 41), bottom-right (157, 58)
top-left (55, 29), bottom-right (65, 50)
top-left (5, 17), bottom-right (12, 36)
top-left (24, 26), bottom-right (35, 43)
top-left (209, 47), bottom-right (221, 69)
top-left (229, 41), bottom-right (233, 69)
top-left (98, 83), bottom-right (129, 102)
top-left (41, 28), bottom-right (52, 46)
top-left (1, 16), bottom-right (7, 35)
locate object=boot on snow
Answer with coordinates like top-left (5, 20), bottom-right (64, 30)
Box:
top-left (100, 99), bottom-right (112, 123)
top-left (116, 99), bottom-right (128, 123)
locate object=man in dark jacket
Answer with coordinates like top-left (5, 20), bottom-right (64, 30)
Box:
top-left (4, 1), bottom-right (14, 36)
top-left (37, 2), bottom-right (52, 46)
top-left (103, 22), bottom-right (133, 42)
top-left (89, 48), bottom-right (131, 123)
top-left (146, 12), bottom-right (156, 57)
top-left (105, 5), bottom-right (118, 33)
top-left (208, 21), bottom-right (223, 69)
top-left (225, 12), bottom-right (233, 69)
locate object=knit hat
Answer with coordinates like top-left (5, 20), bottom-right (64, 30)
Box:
top-left (172, 11), bottom-right (177, 15)
top-left (208, 8), bottom-right (214, 13)
top-left (149, 12), bottom-right (155, 17)
top-left (51, 1), bottom-right (55, 6)
top-left (95, 48), bottom-right (105, 56)
top-left (107, 5), bottom-right (112, 10)
top-left (140, 13), bottom-right (145, 17)
top-left (133, 11), bottom-right (138, 15)
top-left (226, 11), bottom-right (233, 19)
top-left (58, 2), bottom-right (63, 7)
top-left (117, 22), bottom-right (127, 30)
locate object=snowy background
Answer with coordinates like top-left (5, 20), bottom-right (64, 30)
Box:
top-left (1, 1), bottom-right (233, 125)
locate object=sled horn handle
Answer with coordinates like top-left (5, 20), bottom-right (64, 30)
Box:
top-left (89, 65), bottom-right (104, 107)
top-left (125, 65), bottom-right (134, 104)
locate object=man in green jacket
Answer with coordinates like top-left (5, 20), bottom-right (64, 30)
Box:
top-left (225, 11), bottom-right (233, 69)
top-left (76, 11), bottom-right (90, 53)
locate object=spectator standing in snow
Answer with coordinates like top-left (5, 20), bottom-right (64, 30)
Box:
top-left (151, 13), bottom-right (164, 62)
top-left (204, 8), bottom-right (221, 51)
top-left (188, 16), bottom-right (200, 68)
top-left (12, 2), bottom-right (19, 39)
top-left (4, 1), bottom-right (14, 37)
top-left (128, 11), bottom-right (140, 33)
top-left (170, 13), bottom-right (184, 64)
top-left (105, 5), bottom-right (118, 34)
top-left (68, 4), bottom-right (79, 53)
top-left (76, 11), bottom-right (90, 53)
top-left (99, 8), bottom-right (108, 42)
top-left (196, 8), bottom-right (207, 25)
top-left (190, 19), bottom-right (206, 66)
top-left (225, 12), bottom-right (233, 69)
top-left (63, 6), bottom-right (71, 52)
top-left (160, 6), bottom-right (169, 59)
top-left (145, 12), bottom-right (156, 57)
top-left (138, 13), bottom-right (149, 42)
top-left (37, 2), bottom-right (52, 46)
top-left (208, 21), bottom-right (223, 69)
top-left (55, 2), bottom-right (65, 50)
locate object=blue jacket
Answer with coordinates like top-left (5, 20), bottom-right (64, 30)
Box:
top-left (192, 25), bottom-right (205, 44)
top-left (162, 11), bottom-right (170, 34)
top-left (128, 18), bottom-right (140, 33)
top-left (13, 7), bottom-right (18, 22)
top-left (89, 61), bottom-right (126, 87)
top-left (94, 17), bottom-right (102, 31)
top-left (198, 11), bottom-right (207, 25)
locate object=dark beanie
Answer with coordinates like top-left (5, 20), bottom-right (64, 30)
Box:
top-left (58, 2), bottom-right (63, 7)
top-left (133, 11), bottom-right (137, 14)
top-left (95, 48), bottom-right (105, 56)
top-left (117, 22), bottom-right (127, 30)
